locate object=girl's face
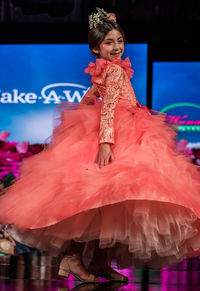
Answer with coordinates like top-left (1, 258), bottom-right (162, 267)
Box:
top-left (93, 29), bottom-right (124, 61)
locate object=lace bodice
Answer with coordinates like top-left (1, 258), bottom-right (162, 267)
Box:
top-left (83, 57), bottom-right (137, 144)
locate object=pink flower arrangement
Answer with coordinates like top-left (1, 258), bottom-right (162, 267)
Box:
top-left (176, 139), bottom-right (188, 153)
top-left (16, 141), bottom-right (29, 154)
top-left (175, 139), bottom-right (200, 165)
top-left (0, 131), bottom-right (9, 142)
top-left (0, 131), bottom-right (199, 186)
top-left (176, 139), bottom-right (194, 157)
top-left (0, 131), bottom-right (44, 183)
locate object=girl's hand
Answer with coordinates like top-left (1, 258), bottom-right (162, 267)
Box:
top-left (95, 143), bottom-right (114, 168)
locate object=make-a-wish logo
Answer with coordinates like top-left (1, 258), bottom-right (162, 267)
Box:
top-left (161, 103), bottom-right (200, 132)
top-left (0, 83), bottom-right (89, 104)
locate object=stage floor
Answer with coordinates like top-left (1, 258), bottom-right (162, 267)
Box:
top-left (1, 254), bottom-right (200, 290)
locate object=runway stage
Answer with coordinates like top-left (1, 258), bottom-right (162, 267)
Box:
top-left (1, 253), bottom-right (200, 290)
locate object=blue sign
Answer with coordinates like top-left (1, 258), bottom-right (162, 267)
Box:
top-left (152, 62), bottom-right (200, 143)
top-left (0, 44), bottom-right (147, 143)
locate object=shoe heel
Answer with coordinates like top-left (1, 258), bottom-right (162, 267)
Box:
top-left (58, 268), bottom-right (70, 278)
top-left (59, 257), bottom-right (70, 278)
top-left (58, 255), bottom-right (99, 283)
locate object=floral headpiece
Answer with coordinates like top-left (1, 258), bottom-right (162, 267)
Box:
top-left (88, 7), bottom-right (117, 30)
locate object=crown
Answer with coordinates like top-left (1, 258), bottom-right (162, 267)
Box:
top-left (88, 7), bottom-right (116, 30)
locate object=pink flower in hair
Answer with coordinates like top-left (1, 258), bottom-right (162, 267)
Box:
top-left (107, 13), bottom-right (117, 22)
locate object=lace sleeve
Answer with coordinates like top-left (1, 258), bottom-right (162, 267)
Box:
top-left (99, 64), bottom-right (124, 144)
top-left (80, 84), bottom-right (99, 105)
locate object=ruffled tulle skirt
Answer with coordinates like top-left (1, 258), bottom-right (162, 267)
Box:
top-left (0, 100), bottom-right (200, 268)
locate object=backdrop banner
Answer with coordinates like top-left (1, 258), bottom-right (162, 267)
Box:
top-left (152, 62), bottom-right (200, 144)
top-left (0, 44), bottom-right (147, 143)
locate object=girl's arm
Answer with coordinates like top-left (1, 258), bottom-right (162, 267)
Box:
top-left (80, 84), bottom-right (99, 105)
top-left (99, 64), bottom-right (124, 144)
top-left (96, 64), bottom-right (124, 168)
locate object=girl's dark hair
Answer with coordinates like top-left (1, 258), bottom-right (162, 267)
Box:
top-left (88, 20), bottom-right (125, 55)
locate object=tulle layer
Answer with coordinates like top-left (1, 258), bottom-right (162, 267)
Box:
top-left (7, 200), bottom-right (200, 268)
top-left (1, 100), bottom-right (200, 267)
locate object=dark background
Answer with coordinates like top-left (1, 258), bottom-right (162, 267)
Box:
top-left (1, 0), bottom-right (200, 108)
top-left (1, 0), bottom-right (200, 58)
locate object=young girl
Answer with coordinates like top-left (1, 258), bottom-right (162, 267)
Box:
top-left (1, 7), bottom-right (200, 284)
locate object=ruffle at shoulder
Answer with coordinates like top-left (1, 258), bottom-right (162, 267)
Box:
top-left (84, 57), bottom-right (134, 82)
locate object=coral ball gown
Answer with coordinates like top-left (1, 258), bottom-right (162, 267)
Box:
top-left (0, 57), bottom-right (200, 268)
